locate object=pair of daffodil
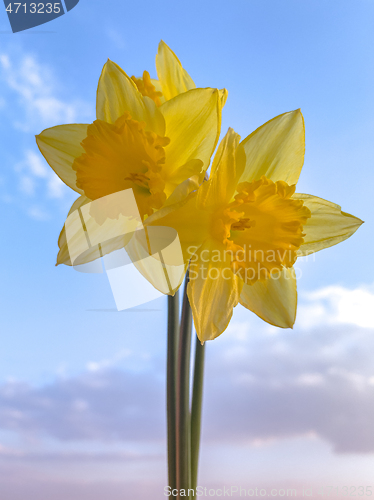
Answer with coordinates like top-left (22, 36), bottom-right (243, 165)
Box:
top-left (36, 41), bottom-right (363, 343)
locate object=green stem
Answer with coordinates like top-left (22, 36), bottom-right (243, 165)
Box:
top-left (176, 273), bottom-right (193, 499)
top-left (191, 338), bottom-right (206, 491)
top-left (167, 291), bottom-right (179, 490)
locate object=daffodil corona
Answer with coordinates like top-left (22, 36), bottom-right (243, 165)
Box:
top-left (146, 110), bottom-right (363, 342)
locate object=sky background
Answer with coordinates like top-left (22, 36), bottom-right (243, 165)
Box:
top-left (0, 0), bottom-right (373, 498)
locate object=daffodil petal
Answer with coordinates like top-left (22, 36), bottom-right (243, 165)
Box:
top-left (57, 195), bottom-right (91, 266)
top-left (156, 40), bottom-right (196, 101)
top-left (57, 229), bottom-right (71, 266)
top-left (165, 176), bottom-right (200, 207)
top-left (239, 109), bottom-right (305, 185)
top-left (161, 88), bottom-right (221, 176)
top-left (96, 59), bottom-right (165, 136)
top-left (125, 228), bottom-right (187, 296)
top-left (165, 159), bottom-right (203, 198)
top-left (293, 194), bottom-right (363, 256)
top-left (239, 267), bottom-right (297, 328)
top-left (219, 88), bottom-right (228, 108)
top-left (188, 240), bottom-right (243, 342)
top-left (145, 192), bottom-right (209, 262)
top-left (57, 192), bottom-right (144, 267)
top-left (132, 256), bottom-right (187, 295)
top-left (198, 128), bottom-right (245, 209)
top-left (36, 124), bottom-right (88, 194)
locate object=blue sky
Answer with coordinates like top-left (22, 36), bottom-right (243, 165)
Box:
top-left (0, 0), bottom-right (373, 498)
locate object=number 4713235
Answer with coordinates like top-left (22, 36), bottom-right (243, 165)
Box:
top-left (6, 3), bottom-right (61, 14)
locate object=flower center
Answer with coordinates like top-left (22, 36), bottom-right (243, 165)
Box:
top-left (131, 71), bottom-right (163, 107)
top-left (73, 112), bottom-right (170, 218)
top-left (211, 176), bottom-right (311, 284)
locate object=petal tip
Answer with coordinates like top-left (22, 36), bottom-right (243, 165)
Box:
top-left (279, 319), bottom-right (295, 330)
top-left (104, 58), bottom-right (115, 69)
top-left (341, 211), bottom-right (364, 226)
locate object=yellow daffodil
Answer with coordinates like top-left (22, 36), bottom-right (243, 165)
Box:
top-left (36, 42), bottom-right (225, 266)
top-left (145, 110), bottom-right (363, 342)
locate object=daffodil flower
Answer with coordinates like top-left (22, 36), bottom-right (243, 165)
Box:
top-left (36, 42), bottom-right (225, 266)
top-left (146, 110), bottom-right (363, 342)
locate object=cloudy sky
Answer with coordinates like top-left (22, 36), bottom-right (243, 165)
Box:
top-left (0, 0), bottom-right (373, 498)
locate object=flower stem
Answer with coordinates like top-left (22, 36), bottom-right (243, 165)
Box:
top-left (191, 338), bottom-right (206, 491)
top-left (167, 291), bottom-right (180, 490)
top-left (176, 273), bottom-right (193, 499)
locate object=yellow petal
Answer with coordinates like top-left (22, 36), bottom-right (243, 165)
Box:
top-left (293, 194), bottom-right (364, 256)
top-left (165, 159), bottom-right (203, 198)
top-left (164, 176), bottom-right (200, 207)
top-left (132, 256), bottom-right (187, 296)
top-left (239, 109), bottom-right (305, 185)
top-left (188, 240), bottom-right (243, 342)
top-left (36, 124), bottom-right (88, 194)
top-left (197, 128), bottom-right (245, 209)
top-left (161, 88), bottom-right (222, 177)
top-left (57, 190), bottom-right (144, 267)
top-left (125, 226), bottom-right (187, 295)
top-left (57, 195), bottom-right (91, 266)
top-left (145, 191), bottom-right (209, 262)
top-left (96, 59), bottom-right (165, 136)
top-left (156, 40), bottom-right (196, 101)
top-left (239, 267), bottom-right (297, 328)
top-left (219, 88), bottom-right (228, 108)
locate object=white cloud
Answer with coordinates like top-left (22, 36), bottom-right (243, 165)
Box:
top-left (0, 52), bottom-right (91, 131)
top-left (86, 350), bottom-right (132, 372)
top-left (27, 206), bottom-right (50, 221)
top-left (0, 54), bottom-right (10, 70)
top-left (16, 149), bottom-right (70, 203)
top-left (0, 283), bottom-right (372, 461)
top-left (0, 48), bottom-right (91, 218)
top-left (294, 373), bottom-right (325, 387)
top-left (46, 175), bottom-right (65, 199)
top-left (25, 150), bottom-right (48, 178)
top-left (0, 368), bottom-right (165, 442)
top-left (299, 284), bottom-right (374, 329)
